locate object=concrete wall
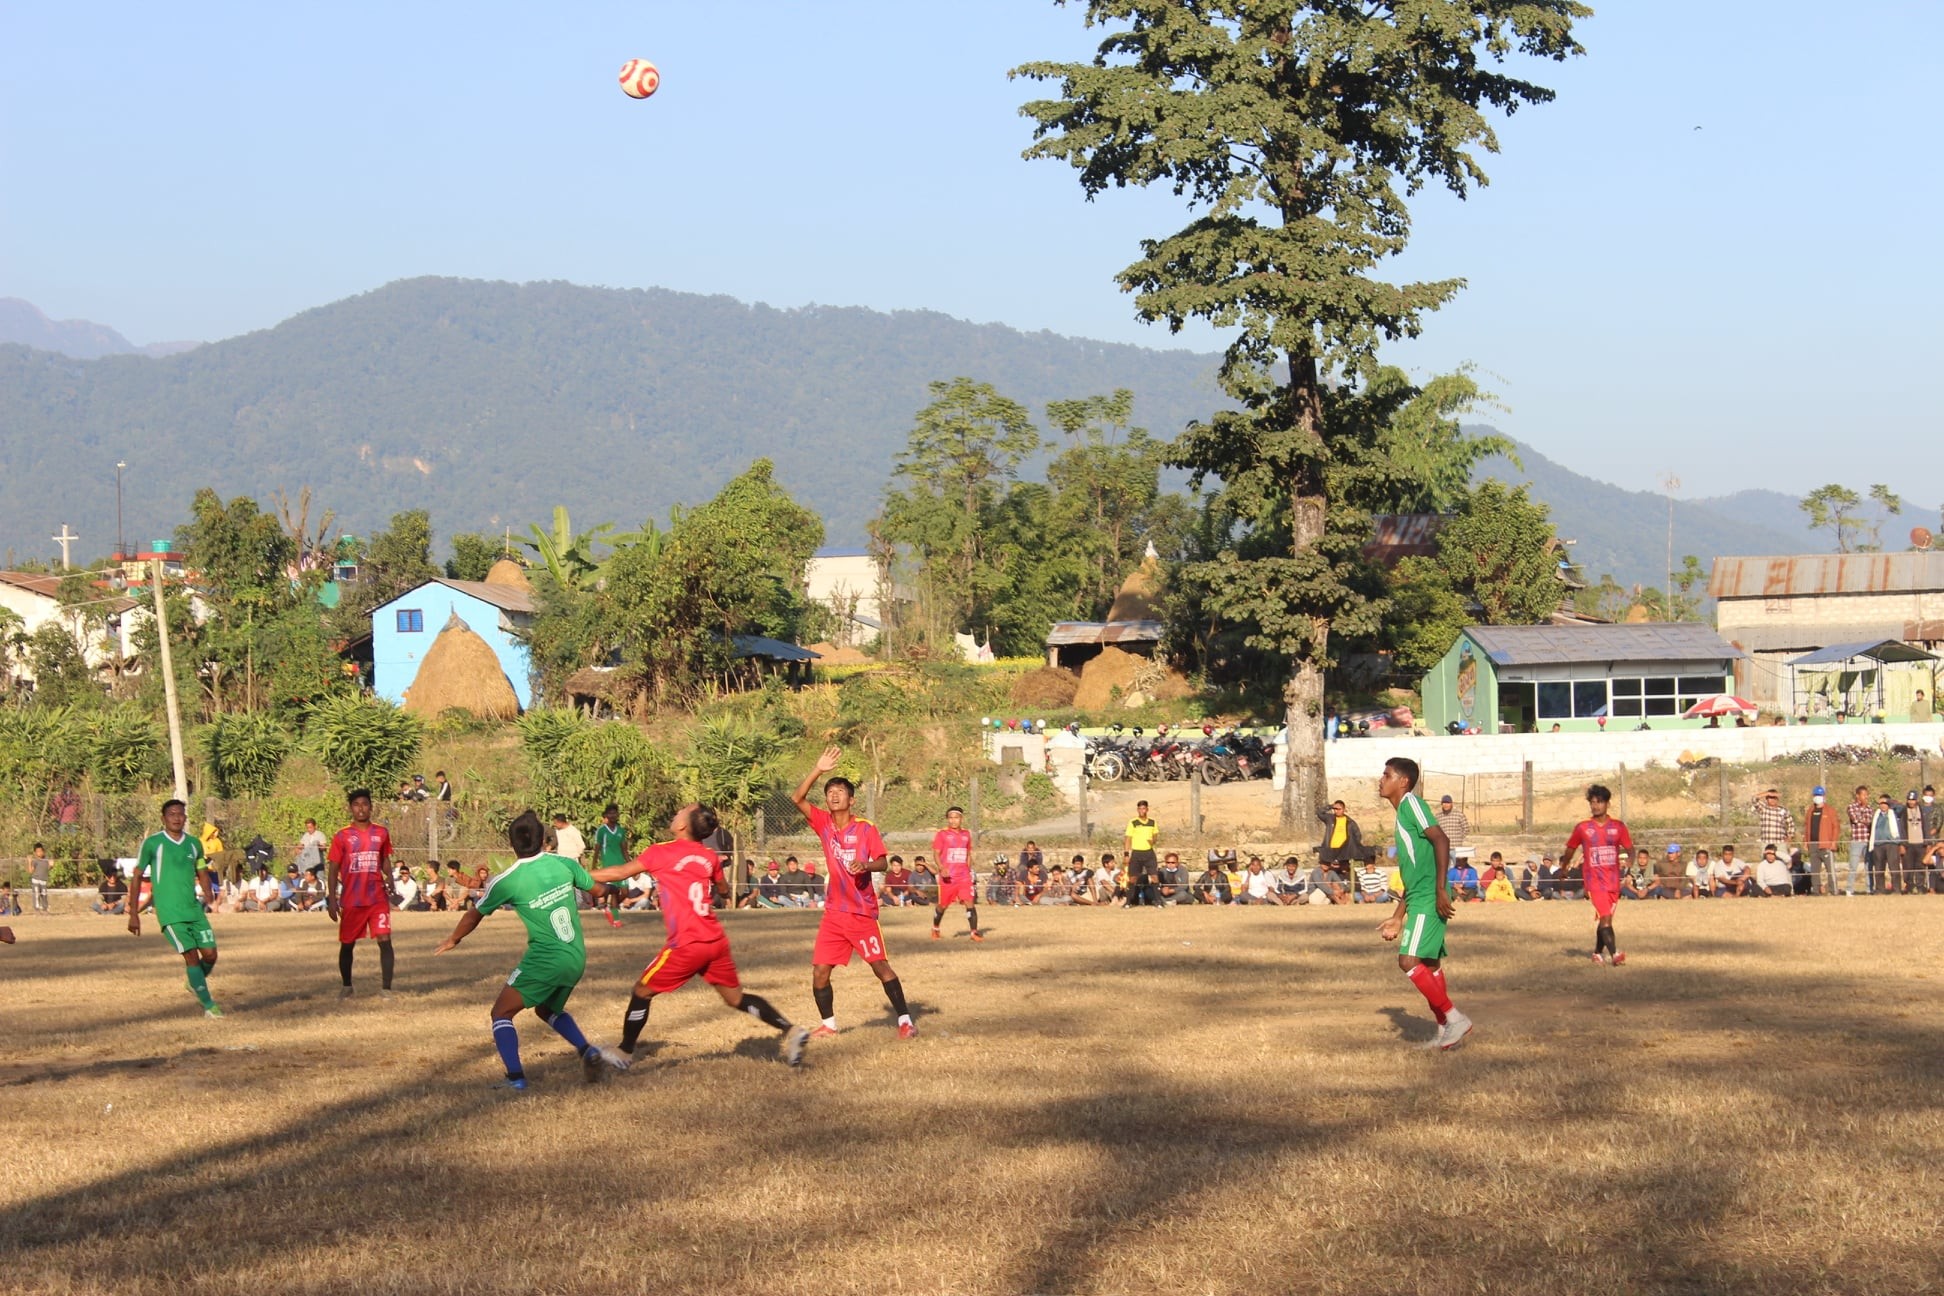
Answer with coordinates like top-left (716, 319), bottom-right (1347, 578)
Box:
top-left (0, 582), bottom-right (141, 680)
top-left (1718, 589), bottom-right (1944, 640)
top-left (804, 552), bottom-right (883, 632)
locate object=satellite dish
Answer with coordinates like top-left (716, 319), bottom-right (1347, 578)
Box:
top-left (1912, 526), bottom-right (1934, 551)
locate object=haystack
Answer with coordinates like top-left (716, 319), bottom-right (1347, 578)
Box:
top-left (403, 612), bottom-right (521, 719)
top-left (1011, 665), bottom-right (1080, 708)
top-left (484, 558), bottom-right (532, 591)
top-left (1106, 557), bottom-right (1163, 622)
top-left (806, 641), bottom-right (873, 666)
top-left (1073, 646), bottom-right (1147, 710)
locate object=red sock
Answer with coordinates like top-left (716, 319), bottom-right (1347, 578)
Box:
top-left (1407, 963), bottom-right (1452, 1024)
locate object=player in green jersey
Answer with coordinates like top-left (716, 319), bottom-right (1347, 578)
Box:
top-left (127, 798), bottom-right (222, 1017)
top-left (590, 803), bottom-right (629, 929)
top-left (1376, 757), bottom-right (1471, 1050)
top-left (434, 810), bottom-right (628, 1091)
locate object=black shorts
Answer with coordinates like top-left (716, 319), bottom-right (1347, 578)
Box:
top-left (1128, 850), bottom-right (1158, 879)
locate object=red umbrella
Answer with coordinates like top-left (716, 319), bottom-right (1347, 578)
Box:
top-left (1683, 694), bottom-right (1757, 718)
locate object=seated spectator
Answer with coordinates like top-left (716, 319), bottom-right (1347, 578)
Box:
top-left (1154, 853), bottom-right (1188, 906)
top-left (878, 856), bottom-right (913, 906)
top-left (986, 859), bottom-right (1017, 907)
top-left (1354, 859), bottom-right (1390, 904)
top-left (1788, 846), bottom-right (1814, 896)
top-left (0, 882), bottom-right (19, 916)
top-left (240, 865), bottom-right (284, 912)
top-left (1713, 845), bottom-right (1751, 897)
top-left (1622, 850), bottom-right (1654, 900)
top-left (443, 861), bottom-right (475, 912)
top-left (1649, 845), bottom-right (1688, 899)
top-left (1559, 862), bottom-right (1584, 900)
top-left (1238, 858), bottom-right (1277, 905)
top-left (751, 860), bottom-right (785, 909)
top-left (92, 867), bottom-right (128, 915)
top-left (778, 857), bottom-right (813, 907)
top-left (1089, 868), bottom-right (1118, 906)
top-left (1305, 861), bottom-right (1348, 906)
top-left (278, 866), bottom-right (302, 912)
top-left (1753, 843), bottom-right (1793, 897)
top-left (1042, 866), bottom-right (1075, 905)
top-left (1274, 858), bottom-right (1307, 906)
top-left (622, 874), bottom-right (656, 911)
top-left (396, 865), bottom-right (429, 911)
top-left (1680, 848), bottom-right (1712, 898)
top-left (801, 862), bottom-right (825, 908)
top-left (1483, 868), bottom-right (1517, 902)
top-left (1018, 841), bottom-right (1044, 880)
top-left (1515, 859), bottom-right (1540, 901)
top-left (909, 857), bottom-right (939, 907)
top-left (1446, 858), bottom-right (1480, 902)
top-left (1196, 857), bottom-right (1233, 904)
top-left (1537, 855), bottom-right (1564, 899)
top-left (1021, 862), bottom-right (1046, 904)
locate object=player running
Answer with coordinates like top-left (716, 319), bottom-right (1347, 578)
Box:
top-left (1376, 758), bottom-right (1471, 1050)
top-left (792, 745), bottom-right (914, 1039)
top-left (1560, 783), bottom-right (1632, 966)
top-left (930, 805), bottom-right (981, 941)
top-left (591, 803), bottom-right (629, 929)
top-left (327, 789), bottom-right (397, 998)
top-left (127, 798), bottom-right (222, 1017)
top-left (589, 802), bottom-right (809, 1066)
top-left (434, 811), bottom-right (627, 1091)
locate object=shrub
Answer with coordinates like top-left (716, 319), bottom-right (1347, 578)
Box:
top-left (550, 723), bottom-right (677, 831)
top-left (682, 713), bottom-right (791, 817)
top-left (87, 706), bottom-right (167, 793)
top-left (201, 712), bottom-right (291, 798)
top-left (304, 694), bottom-right (422, 795)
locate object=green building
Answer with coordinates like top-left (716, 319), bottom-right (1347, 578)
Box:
top-left (1421, 624), bottom-right (1743, 734)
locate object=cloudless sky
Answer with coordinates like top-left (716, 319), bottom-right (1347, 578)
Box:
top-left (3, 1), bottom-right (1939, 500)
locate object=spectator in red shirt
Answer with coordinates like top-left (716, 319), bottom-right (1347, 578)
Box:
top-left (878, 857), bottom-right (914, 906)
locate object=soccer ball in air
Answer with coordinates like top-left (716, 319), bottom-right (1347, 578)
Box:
top-left (619, 59), bottom-right (660, 99)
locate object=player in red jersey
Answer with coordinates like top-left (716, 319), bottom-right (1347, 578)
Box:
top-left (930, 805), bottom-right (981, 941)
top-left (1560, 783), bottom-right (1633, 966)
top-left (589, 802), bottom-right (810, 1066)
top-left (792, 745), bottom-right (913, 1039)
top-left (326, 788), bottom-right (397, 997)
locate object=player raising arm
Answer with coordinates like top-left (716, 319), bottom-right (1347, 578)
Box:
top-left (434, 811), bottom-right (627, 1091)
top-left (590, 802), bottom-right (810, 1066)
top-left (930, 805), bottom-right (981, 941)
top-left (1376, 758), bottom-right (1471, 1050)
top-left (128, 798), bottom-right (222, 1017)
top-left (792, 745), bottom-right (914, 1039)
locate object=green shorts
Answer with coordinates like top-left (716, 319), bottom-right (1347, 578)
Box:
top-left (507, 961), bottom-right (581, 1015)
top-left (162, 919), bottom-right (216, 954)
top-left (1398, 909), bottom-right (1447, 960)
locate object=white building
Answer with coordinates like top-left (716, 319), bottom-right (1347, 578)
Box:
top-left (803, 547), bottom-right (886, 646)
top-left (0, 570), bottom-right (142, 685)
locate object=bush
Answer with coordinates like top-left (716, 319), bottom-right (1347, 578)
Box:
top-left (682, 713), bottom-right (791, 817)
top-left (201, 712), bottom-right (291, 798)
top-left (0, 706), bottom-right (86, 811)
top-left (304, 694), bottom-right (422, 795)
top-left (549, 723), bottom-right (678, 831)
top-left (87, 706), bottom-right (167, 793)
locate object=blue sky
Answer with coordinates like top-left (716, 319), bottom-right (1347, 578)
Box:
top-left (2, 1), bottom-right (1938, 499)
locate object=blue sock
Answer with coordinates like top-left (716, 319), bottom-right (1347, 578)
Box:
top-left (547, 1011), bottom-right (591, 1055)
top-left (491, 1018), bottom-right (524, 1079)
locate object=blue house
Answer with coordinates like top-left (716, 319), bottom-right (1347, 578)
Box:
top-left (372, 578), bottom-right (535, 710)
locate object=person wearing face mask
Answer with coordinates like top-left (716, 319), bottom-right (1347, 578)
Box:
top-left (1803, 786), bottom-right (1841, 896)
top-left (1915, 787), bottom-right (1943, 892)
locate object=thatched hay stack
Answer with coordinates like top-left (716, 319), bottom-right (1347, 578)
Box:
top-left (403, 613), bottom-right (521, 719)
top-left (484, 558), bottom-right (532, 591)
top-left (1106, 557), bottom-right (1162, 622)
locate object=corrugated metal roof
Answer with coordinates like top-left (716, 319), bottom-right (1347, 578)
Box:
top-left (732, 635), bottom-right (820, 662)
top-left (1465, 623), bottom-right (1743, 666)
top-left (1045, 620), bottom-right (1165, 647)
top-left (1788, 639), bottom-right (1937, 667)
top-left (0, 570), bottom-right (139, 614)
top-left (1362, 513), bottom-right (1446, 566)
top-left (1723, 622), bottom-right (1910, 654)
top-left (1710, 553), bottom-right (1944, 599)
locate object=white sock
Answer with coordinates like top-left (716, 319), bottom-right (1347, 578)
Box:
top-left (821, 1017), bottom-right (837, 1030)
top-left (898, 1013), bottom-right (912, 1026)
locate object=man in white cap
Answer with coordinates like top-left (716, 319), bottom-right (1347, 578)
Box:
top-left (1802, 785), bottom-right (1840, 895)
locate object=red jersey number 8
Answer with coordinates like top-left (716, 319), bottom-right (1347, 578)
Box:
top-left (688, 881), bottom-right (710, 917)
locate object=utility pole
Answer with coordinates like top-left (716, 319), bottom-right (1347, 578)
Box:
top-left (151, 557), bottom-right (188, 800)
top-left (116, 460), bottom-right (127, 559)
top-left (1660, 473), bottom-right (1681, 620)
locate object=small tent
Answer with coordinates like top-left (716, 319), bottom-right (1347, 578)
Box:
top-left (402, 612), bottom-right (521, 720)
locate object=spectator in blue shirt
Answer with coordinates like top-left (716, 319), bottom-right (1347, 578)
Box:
top-left (1447, 859), bottom-right (1480, 901)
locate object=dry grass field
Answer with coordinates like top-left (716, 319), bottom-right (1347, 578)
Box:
top-left (4, 897), bottom-right (1941, 1296)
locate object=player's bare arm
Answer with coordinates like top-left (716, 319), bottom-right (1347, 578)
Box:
top-left (790, 745), bottom-right (843, 815)
top-left (1427, 822), bottom-right (1455, 921)
top-left (324, 858), bottom-right (340, 921)
top-left (434, 909), bottom-right (483, 955)
top-left (589, 860), bottom-right (648, 886)
top-left (126, 864), bottom-right (145, 936)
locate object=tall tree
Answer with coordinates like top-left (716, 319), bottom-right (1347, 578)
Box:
top-left (1801, 483), bottom-right (1904, 554)
top-left (1044, 389), bottom-right (1170, 615)
top-left (327, 509), bottom-right (441, 639)
top-left (1019, 1), bottom-right (1585, 826)
top-left (445, 532), bottom-right (505, 582)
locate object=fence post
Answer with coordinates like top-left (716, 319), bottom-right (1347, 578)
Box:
top-left (1520, 761), bottom-right (1533, 831)
top-left (1190, 766), bottom-right (1203, 838)
top-left (968, 778), bottom-right (981, 835)
top-left (1618, 763), bottom-right (1629, 822)
top-left (426, 808), bottom-right (437, 871)
top-left (1077, 768), bottom-right (1090, 843)
top-left (755, 806), bottom-right (766, 851)
top-left (1719, 763), bottom-right (1730, 827)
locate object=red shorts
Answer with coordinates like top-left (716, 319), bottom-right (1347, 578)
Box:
top-left (938, 878), bottom-right (973, 907)
top-left (339, 903), bottom-right (392, 944)
top-left (639, 936), bottom-right (739, 995)
top-left (1587, 882), bottom-right (1620, 918)
top-left (812, 916), bottom-right (887, 966)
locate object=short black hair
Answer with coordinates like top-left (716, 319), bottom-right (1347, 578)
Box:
top-left (160, 798), bottom-right (186, 816)
top-left (1383, 757), bottom-right (1420, 790)
top-left (603, 802), bottom-right (619, 817)
top-left (946, 805), bottom-right (963, 815)
top-left (824, 776), bottom-right (855, 796)
top-left (686, 804), bottom-right (720, 841)
top-left (1586, 784), bottom-right (1612, 803)
top-left (346, 788), bottom-right (371, 805)
top-left (508, 810), bottom-right (546, 857)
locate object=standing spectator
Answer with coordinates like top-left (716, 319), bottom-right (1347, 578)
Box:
top-left (1802, 786), bottom-right (1840, 895)
top-left (1751, 789), bottom-right (1794, 854)
top-left (92, 865), bottom-right (128, 915)
top-left (1123, 801), bottom-right (1160, 907)
top-left (1017, 840), bottom-right (1044, 881)
top-left (1154, 853), bottom-right (1188, 905)
top-left (1844, 784), bottom-right (1874, 896)
top-left (200, 818), bottom-right (229, 884)
top-left (1921, 787), bottom-right (1944, 880)
top-left (1753, 844), bottom-right (1793, 897)
top-left (1356, 859), bottom-right (1391, 904)
top-left (1869, 793), bottom-right (1902, 896)
top-left (295, 818), bottom-right (329, 884)
top-left (434, 769), bottom-right (455, 801)
top-left (0, 882), bottom-right (18, 915)
top-left (1316, 801), bottom-right (1371, 869)
top-left (1435, 795), bottom-right (1472, 873)
top-left (1900, 791), bottom-right (1930, 894)
top-left (29, 843), bottom-right (51, 915)
top-left (550, 812), bottom-right (586, 863)
top-left (1911, 690), bottom-right (1932, 723)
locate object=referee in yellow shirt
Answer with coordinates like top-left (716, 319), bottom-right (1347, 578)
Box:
top-left (1124, 801), bottom-right (1160, 907)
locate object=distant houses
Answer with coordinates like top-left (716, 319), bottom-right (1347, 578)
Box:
top-left (0, 569), bottom-right (142, 685)
top-left (371, 575), bottom-right (534, 713)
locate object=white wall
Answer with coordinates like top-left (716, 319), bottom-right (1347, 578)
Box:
top-left (804, 553), bottom-right (883, 630)
top-left (0, 582), bottom-right (142, 680)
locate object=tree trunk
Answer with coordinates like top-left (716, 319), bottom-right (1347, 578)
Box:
top-left (1281, 353), bottom-right (1328, 831)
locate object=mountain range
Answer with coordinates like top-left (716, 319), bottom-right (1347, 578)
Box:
top-left (0, 278), bottom-right (1842, 588)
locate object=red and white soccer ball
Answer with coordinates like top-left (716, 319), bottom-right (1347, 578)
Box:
top-left (618, 59), bottom-right (660, 100)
